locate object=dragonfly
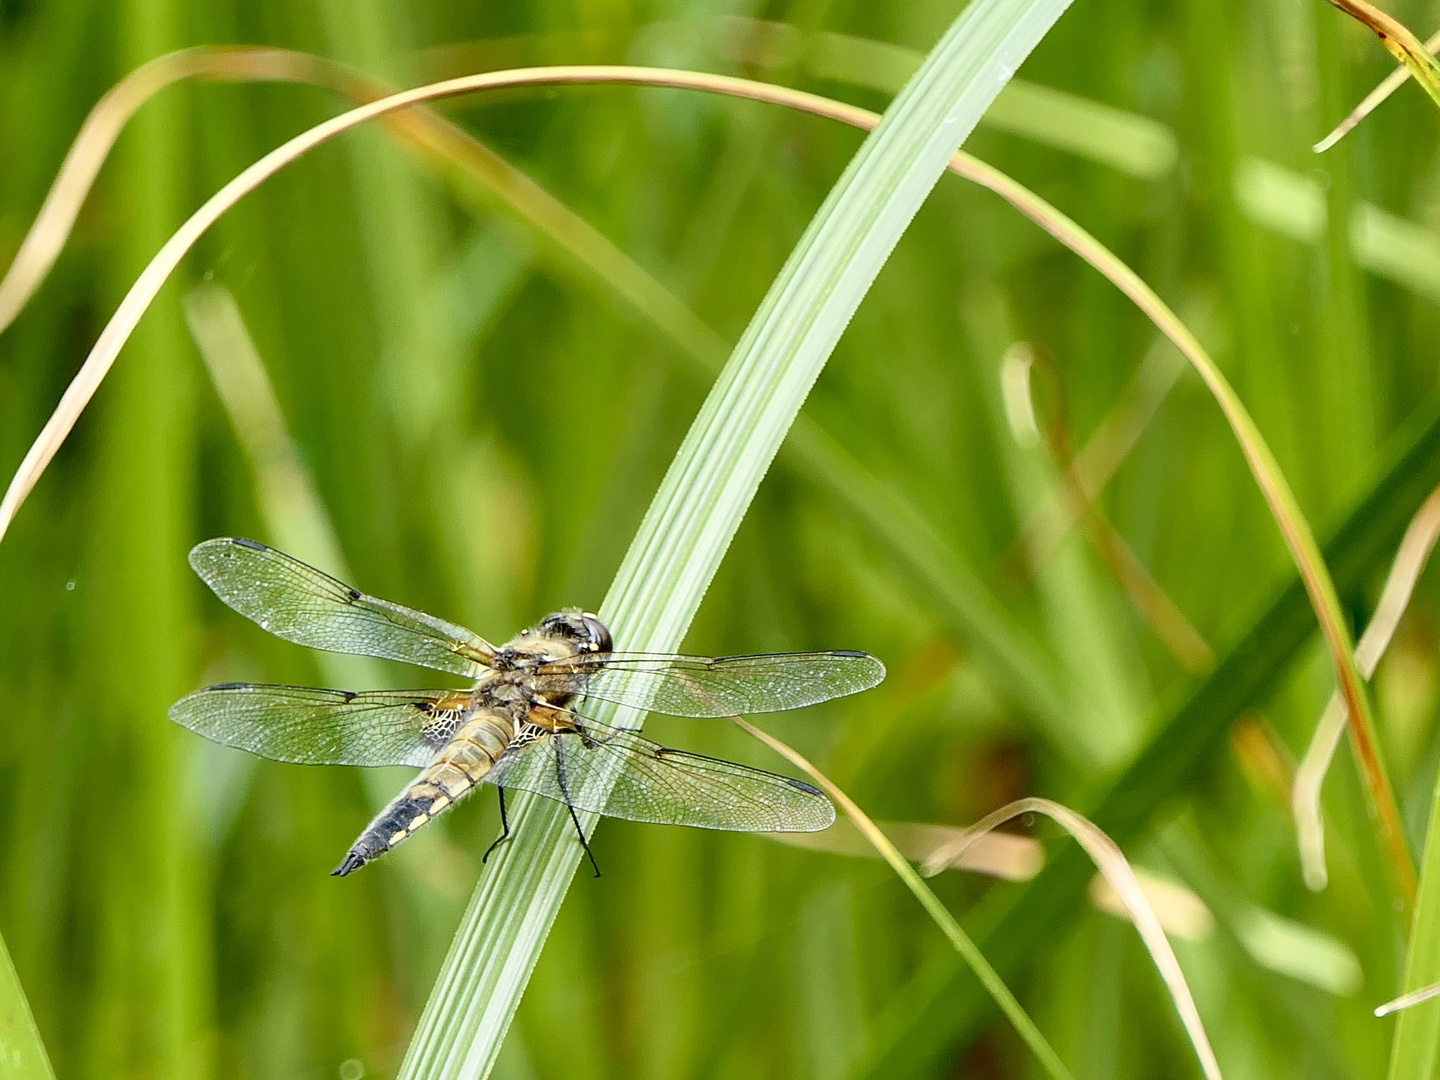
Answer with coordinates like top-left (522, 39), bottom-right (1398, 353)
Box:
top-left (170, 538), bottom-right (885, 877)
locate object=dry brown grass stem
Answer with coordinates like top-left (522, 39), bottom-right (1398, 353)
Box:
top-left (0, 48), bottom-right (347, 333)
top-left (1009, 344), bottom-right (1212, 673)
top-left (0, 64), bottom-right (805, 547)
top-left (920, 798), bottom-right (1223, 1080)
top-left (1294, 481), bottom-right (1440, 890)
top-left (733, 718), bottom-right (1075, 1080)
top-left (1314, 27), bottom-right (1440, 152)
top-left (0, 60), bottom-right (1408, 907)
top-left (1022, 338), bottom-right (1187, 566)
top-left (0, 47), bottom-right (718, 358)
top-left (1323, 0), bottom-right (1440, 117)
top-left (773, 819), bottom-right (1216, 939)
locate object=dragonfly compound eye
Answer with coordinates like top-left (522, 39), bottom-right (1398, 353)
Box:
top-left (537, 610), bottom-right (609, 652)
top-left (581, 612), bottom-right (613, 654)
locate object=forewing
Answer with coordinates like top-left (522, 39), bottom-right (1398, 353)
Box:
top-left (485, 724), bottom-right (835, 832)
top-left (190, 538), bottom-right (492, 676)
top-left (537, 651), bottom-right (885, 717)
top-left (168, 684), bottom-right (467, 766)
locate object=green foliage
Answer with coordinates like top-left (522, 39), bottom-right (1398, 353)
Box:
top-left (0, 931), bottom-right (53, 1080)
top-left (1392, 768), bottom-right (1440, 1080)
top-left (6, 2), bottom-right (1440, 1079)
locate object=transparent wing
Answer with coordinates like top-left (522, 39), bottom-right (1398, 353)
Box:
top-left (169, 683), bottom-right (470, 767)
top-left (535, 650), bottom-right (885, 717)
top-left (190, 538), bottom-right (493, 677)
top-left (485, 723), bottom-right (835, 832)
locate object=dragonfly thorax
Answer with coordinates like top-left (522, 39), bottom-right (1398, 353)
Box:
top-left (477, 612), bottom-right (610, 715)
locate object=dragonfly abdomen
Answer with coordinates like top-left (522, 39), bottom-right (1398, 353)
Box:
top-left (332, 710), bottom-right (515, 876)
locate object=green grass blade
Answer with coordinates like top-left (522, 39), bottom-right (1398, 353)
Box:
top-left (396, 1), bottom-right (1074, 1076)
top-left (1388, 772), bottom-right (1440, 1079)
top-left (855, 389), bottom-right (1440, 1078)
top-left (0, 932), bottom-right (53, 1080)
top-left (799, 29), bottom-right (1177, 179)
top-left (1233, 156), bottom-right (1440, 303)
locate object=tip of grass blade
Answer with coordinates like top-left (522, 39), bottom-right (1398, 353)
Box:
top-left (1376, 982), bottom-right (1440, 1017)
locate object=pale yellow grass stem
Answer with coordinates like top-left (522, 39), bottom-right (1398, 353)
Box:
top-left (1294, 482), bottom-right (1440, 889)
top-left (1314, 27), bottom-right (1440, 153)
top-left (0, 62), bottom-right (1407, 905)
top-left (733, 718), bottom-right (1076, 1080)
top-left (921, 798), bottom-right (1223, 1080)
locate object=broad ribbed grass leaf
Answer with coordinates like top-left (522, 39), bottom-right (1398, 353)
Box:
top-left (396, 1), bottom-right (1074, 1076)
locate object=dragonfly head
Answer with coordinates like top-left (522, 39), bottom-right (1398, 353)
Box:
top-left (536, 610), bottom-right (613, 655)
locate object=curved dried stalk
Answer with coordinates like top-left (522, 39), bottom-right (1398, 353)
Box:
top-left (921, 798), bottom-right (1223, 1080)
top-left (954, 156), bottom-right (1411, 903)
top-left (1007, 343), bottom-right (1212, 673)
top-left (0, 47), bottom-right (735, 371)
top-left (733, 718), bottom-right (1075, 1080)
top-left (0, 62), bottom-right (1409, 905)
top-left (1314, 27), bottom-right (1440, 152)
top-left (0, 47), bottom-right (1083, 743)
top-left (0, 47), bottom-right (345, 333)
top-left (1294, 482), bottom-right (1440, 889)
top-left (0, 64), bottom-right (850, 546)
top-left (1323, 1), bottom-right (1440, 117)
top-left (775, 817), bottom-right (1217, 939)
top-left (1021, 334), bottom-right (1189, 566)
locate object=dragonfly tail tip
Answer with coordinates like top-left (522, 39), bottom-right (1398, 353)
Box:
top-left (331, 851), bottom-right (367, 877)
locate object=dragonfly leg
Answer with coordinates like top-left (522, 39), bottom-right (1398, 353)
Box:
top-left (555, 738), bottom-right (601, 877)
top-left (482, 788), bottom-right (512, 864)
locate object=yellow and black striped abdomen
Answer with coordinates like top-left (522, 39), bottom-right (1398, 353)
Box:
top-left (332, 710), bottom-right (516, 876)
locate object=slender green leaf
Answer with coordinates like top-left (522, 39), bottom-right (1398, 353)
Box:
top-left (0, 933), bottom-right (53, 1080)
top-left (1389, 772), bottom-right (1440, 1079)
top-left (397, 1), bottom-right (1074, 1076)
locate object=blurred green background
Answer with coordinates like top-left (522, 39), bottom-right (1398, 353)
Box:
top-left (4, 0), bottom-right (1440, 1077)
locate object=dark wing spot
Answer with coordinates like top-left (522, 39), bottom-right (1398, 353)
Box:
top-left (207, 682), bottom-right (250, 691)
top-left (411, 700), bottom-right (435, 715)
top-left (233, 537), bottom-right (267, 551)
top-left (786, 778), bottom-right (825, 797)
top-left (347, 588), bottom-right (361, 602)
top-left (341, 690), bottom-right (357, 702)
top-left (833, 649), bottom-right (869, 658)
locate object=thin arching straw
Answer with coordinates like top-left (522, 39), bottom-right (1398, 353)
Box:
top-left (1314, 27), bottom-right (1440, 153)
top-left (919, 797), bottom-right (1223, 1080)
top-left (0, 65), bottom-right (1409, 903)
top-left (1293, 482), bottom-right (1440, 889)
top-left (0, 65), bottom-right (884, 544)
